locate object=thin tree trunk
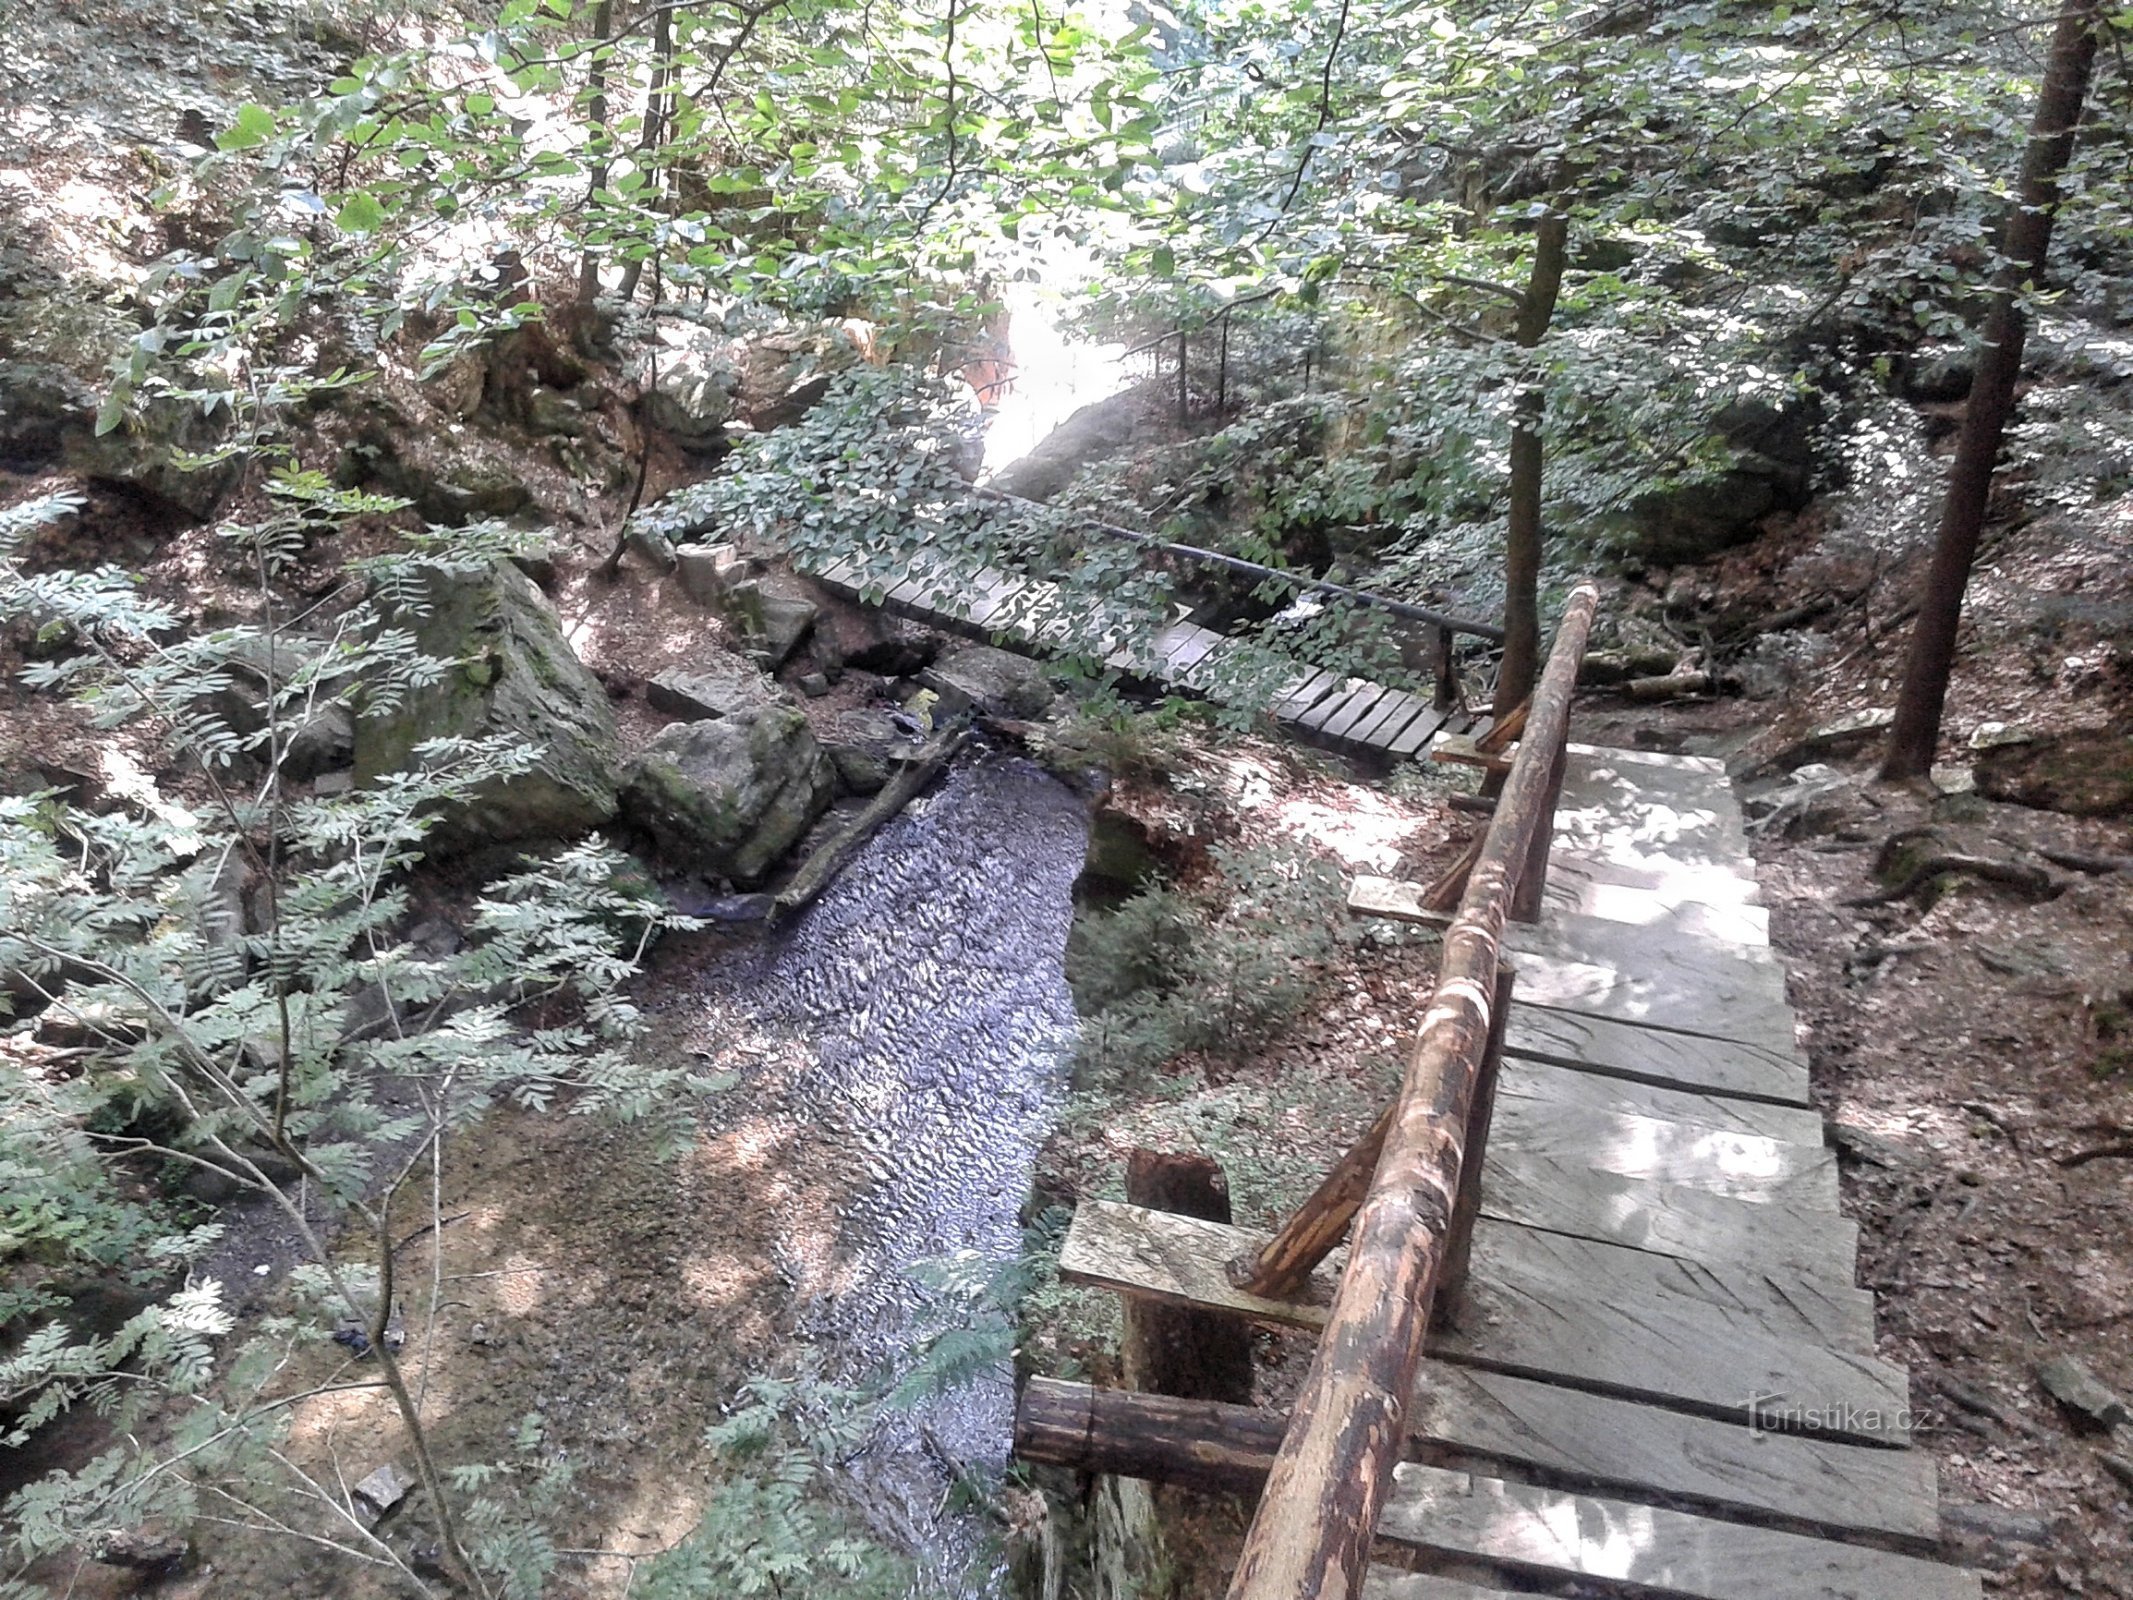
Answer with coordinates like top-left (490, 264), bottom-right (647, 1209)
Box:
top-left (1492, 210), bottom-right (1569, 719)
top-left (576, 0), bottom-right (617, 309)
top-left (614, 0), bottom-right (676, 306)
top-left (1881, 0), bottom-right (2102, 780)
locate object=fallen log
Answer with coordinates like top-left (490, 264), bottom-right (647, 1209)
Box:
top-left (774, 728), bottom-right (969, 916)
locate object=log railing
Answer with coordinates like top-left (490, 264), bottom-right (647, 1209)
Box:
top-left (1220, 581), bottom-right (1599, 1600)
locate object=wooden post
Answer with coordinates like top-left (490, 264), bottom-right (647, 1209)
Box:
top-left (1223, 582), bottom-right (1597, 1600)
top-left (1493, 211), bottom-right (1570, 720)
top-left (1434, 963), bottom-right (1514, 1325)
top-left (1432, 625), bottom-right (1456, 710)
top-left (1177, 330), bottom-right (1190, 423)
top-left (1126, 1151), bottom-right (1255, 1404)
top-left (1510, 736), bottom-right (1568, 924)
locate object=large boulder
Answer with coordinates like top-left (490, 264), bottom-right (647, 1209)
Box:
top-left (638, 321), bottom-right (739, 452)
top-left (621, 707), bottom-right (836, 885)
top-left (921, 644), bottom-right (1054, 719)
top-left (353, 560), bottom-right (622, 843)
top-left (645, 655), bottom-right (779, 721)
top-left (1975, 724), bottom-right (2133, 818)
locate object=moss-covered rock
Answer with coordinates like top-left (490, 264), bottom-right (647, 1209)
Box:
top-left (1976, 724), bottom-right (2133, 818)
top-left (621, 706), bottom-right (836, 885)
top-left (353, 560), bottom-right (621, 844)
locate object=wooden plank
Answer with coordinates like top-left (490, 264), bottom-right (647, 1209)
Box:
top-left (1156, 622), bottom-right (1224, 675)
top-left (1388, 704), bottom-right (1453, 758)
top-left (1437, 1268), bottom-right (1909, 1444)
top-left (1060, 1203), bottom-right (1904, 1444)
top-left (1349, 876), bottom-right (1775, 962)
top-left (1543, 879), bottom-right (1771, 946)
top-left (1566, 741), bottom-right (1730, 776)
top-left (1489, 1097), bottom-right (1839, 1211)
top-left (1510, 953), bottom-right (1798, 1052)
top-left (1497, 1057), bottom-right (1825, 1145)
top-left (1469, 1217), bottom-right (1875, 1353)
top-left (1546, 848), bottom-right (1765, 911)
top-left (886, 572), bottom-right (938, 608)
top-left (1411, 1365), bottom-right (1938, 1541)
top-left (1511, 904), bottom-right (1782, 974)
top-left (1430, 732), bottom-right (1514, 773)
top-left (1504, 1002), bottom-right (1811, 1107)
top-left (1351, 690), bottom-right (1430, 750)
top-left (1376, 1464), bottom-right (1979, 1600)
top-left (1297, 678), bottom-right (1375, 733)
top-left (812, 555), bottom-right (865, 592)
top-left (1274, 667), bottom-right (1343, 722)
top-left (1481, 1151), bottom-right (1859, 1290)
top-left (1322, 685), bottom-right (1396, 742)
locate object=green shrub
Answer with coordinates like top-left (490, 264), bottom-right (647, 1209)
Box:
top-left (1066, 840), bottom-right (1347, 1090)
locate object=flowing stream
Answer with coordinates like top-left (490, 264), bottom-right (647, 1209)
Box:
top-left (717, 754), bottom-right (1089, 1589)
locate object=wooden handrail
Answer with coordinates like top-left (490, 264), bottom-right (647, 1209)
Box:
top-left (1223, 581), bottom-right (1599, 1600)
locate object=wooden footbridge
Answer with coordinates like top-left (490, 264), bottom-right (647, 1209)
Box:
top-left (1010, 585), bottom-right (1984, 1600)
top-left (809, 527), bottom-right (1496, 761)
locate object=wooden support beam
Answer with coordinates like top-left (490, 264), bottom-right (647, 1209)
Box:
top-left (1016, 1371), bottom-right (1943, 1544)
top-left (1226, 585), bottom-right (1599, 1600)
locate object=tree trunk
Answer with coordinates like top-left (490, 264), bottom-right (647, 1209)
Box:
top-left (1492, 211), bottom-right (1570, 720)
top-left (1880, 0), bottom-right (2103, 780)
top-left (1124, 1151), bottom-right (1254, 1405)
top-left (575, 0), bottom-right (616, 309)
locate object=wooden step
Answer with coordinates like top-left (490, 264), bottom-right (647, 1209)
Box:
top-left (1060, 1202), bottom-right (1906, 1445)
top-left (1489, 1096), bottom-right (1839, 1211)
top-left (1510, 951), bottom-right (1799, 1052)
top-left (1482, 1150), bottom-right (1859, 1291)
top-left (1374, 1463), bottom-right (1978, 1600)
top-left (1350, 874), bottom-right (1774, 957)
top-left (1547, 847), bottom-right (1765, 908)
top-left (1473, 1220), bottom-right (1875, 1353)
top-left (1497, 1056), bottom-right (1825, 1146)
top-left (1504, 1001), bottom-right (1812, 1106)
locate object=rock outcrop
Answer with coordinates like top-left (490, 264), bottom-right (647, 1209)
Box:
top-left (1976, 724), bottom-right (2133, 818)
top-left (353, 560), bottom-right (622, 843)
top-left (621, 706), bottom-right (836, 884)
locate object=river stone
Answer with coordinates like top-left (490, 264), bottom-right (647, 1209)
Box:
top-left (645, 656), bottom-right (777, 721)
top-left (621, 706), bottom-right (836, 884)
top-left (815, 606), bottom-right (938, 677)
top-left (353, 560), bottom-right (621, 843)
top-left (921, 645), bottom-right (1053, 719)
top-left (1975, 723), bottom-right (2133, 818)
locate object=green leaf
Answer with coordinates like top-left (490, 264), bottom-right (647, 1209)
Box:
top-left (217, 103), bottom-right (277, 152)
top-left (335, 194), bottom-right (387, 234)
